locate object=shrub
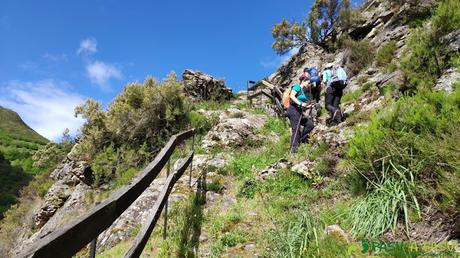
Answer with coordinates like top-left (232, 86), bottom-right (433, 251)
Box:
top-left (71, 75), bottom-right (192, 186)
top-left (346, 87), bottom-right (460, 217)
top-left (376, 41), bottom-right (397, 67)
top-left (91, 143), bottom-right (149, 186)
top-left (189, 111), bottom-right (218, 136)
top-left (344, 39), bottom-right (375, 76)
top-left (401, 0), bottom-right (460, 92)
top-left (74, 75), bottom-right (191, 161)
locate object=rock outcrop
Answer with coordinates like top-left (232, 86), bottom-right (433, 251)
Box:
top-left (34, 159), bottom-right (93, 228)
top-left (268, 43), bottom-right (325, 90)
top-left (201, 108), bottom-right (267, 150)
top-left (182, 69), bottom-right (233, 101)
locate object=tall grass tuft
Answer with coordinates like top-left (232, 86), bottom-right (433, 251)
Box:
top-left (350, 161), bottom-right (420, 238)
top-left (269, 212), bottom-right (322, 258)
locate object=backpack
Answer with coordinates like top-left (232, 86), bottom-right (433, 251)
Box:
top-left (305, 67), bottom-right (320, 86)
top-left (282, 87), bottom-right (292, 109)
top-left (323, 69), bottom-right (332, 82)
top-left (282, 85), bottom-right (306, 109)
top-left (307, 67), bottom-right (319, 77)
top-left (331, 67), bottom-right (347, 82)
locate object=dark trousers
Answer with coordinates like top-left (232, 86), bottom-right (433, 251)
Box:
top-left (310, 85), bottom-right (321, 103)
top-left (286, 105), bottom-right (315, 152)
top-left (325, 81), bottom-right (345, 124)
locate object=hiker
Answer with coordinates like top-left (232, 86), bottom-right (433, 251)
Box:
top-left (304, 67), bottom-right (323, 119)
top-left (304, 67), bottom-right (322, 103)
top-left (285, 73), bottom-right (315, 153)
top-left (324, 64), bottom-right (348, 125)
top-left (322, 63), bottom-right (333, 88)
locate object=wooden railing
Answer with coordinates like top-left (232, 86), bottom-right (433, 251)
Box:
top-left (247, 79), bottom-right (285, 116)
top-left (17, 129), bottom-right (197, 258)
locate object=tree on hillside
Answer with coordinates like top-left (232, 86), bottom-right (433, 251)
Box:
top-left (272, 0), bottom-right (352, 54)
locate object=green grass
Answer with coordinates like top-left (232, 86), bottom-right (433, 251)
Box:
top-left (350, 162), bottom-right (420, 238)
top-left (341, 82), bottom-right (374, 104)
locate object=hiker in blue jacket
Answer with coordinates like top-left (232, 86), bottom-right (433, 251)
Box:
top-left (286, 73), bottom-right (315, 153)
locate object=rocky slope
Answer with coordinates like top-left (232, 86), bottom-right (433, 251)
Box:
top-left (2, 0), bottom-right (460, 257)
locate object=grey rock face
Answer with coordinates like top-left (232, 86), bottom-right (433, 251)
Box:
top-left (182, 69), bottom-right (233, 101)
top-left (34, 159), bottom-right (93, 228)
top-left (435, 68), bottom-right (460, 94)
top-left (269, 43), bottom-right (325, 90)
top-left (442, 29), bottom-right (460, 53)
top-left (201, 108), bottom-right (267, 150)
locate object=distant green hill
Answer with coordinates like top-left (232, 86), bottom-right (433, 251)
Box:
top-left (0, 106), bottom-right (48, 143)
top-left (0, 106), bottom-right (48, 218)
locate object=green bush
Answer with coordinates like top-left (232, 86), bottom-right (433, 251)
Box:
top-left (189, 111), bottom-right (218, 136)
top-left (344, 39), bottom-right (375, 76)
top-left (74, 75), bottom-right (191, 161)
top-left (91, 143), bottom-right (149, 186)
top-left (347, 87), bottom-right (460, 217)
top-left (401, 0), bottom-right (460, 92)
top-left (376, 41), bottom-right (397, 67)
top-left (71, 74), bottom-right (192, 186)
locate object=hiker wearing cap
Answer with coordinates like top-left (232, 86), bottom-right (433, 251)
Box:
top-left (285, 73), bottom-right (315, 153)
top-left (324, 64), bottom-right (348, 125)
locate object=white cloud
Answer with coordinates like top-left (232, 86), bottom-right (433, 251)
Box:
top-left (42, 53), bottom-right (68, 62)
top-left (86, 61), bottom-right (123, 90)
top-left (0, 80), bottom-right (86, 141)
top-left (260, 47), bottom-right (300, 69)
top-left (77, 37), bottom-right (97, 56)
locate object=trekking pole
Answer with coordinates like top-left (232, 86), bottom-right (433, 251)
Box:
top-left (291, 109), bottom-right (303, 153)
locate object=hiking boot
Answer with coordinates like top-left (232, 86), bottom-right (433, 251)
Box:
top-left (332, 110), bottom-right (339, 123)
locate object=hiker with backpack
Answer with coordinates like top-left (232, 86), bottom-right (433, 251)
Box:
top-left (324, 65), bottom-right (348, 125)
top-left (322, 63), bottom-right (333, 87)
top-left (304, 67), bottom-right (323, 119)
top-left (283, 73), bottom-right (315, 153)
top-left (304, 67), bottom-right (322, 103)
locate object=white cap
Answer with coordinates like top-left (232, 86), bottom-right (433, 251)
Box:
top-left (324, 63), bottom-right (333, 69)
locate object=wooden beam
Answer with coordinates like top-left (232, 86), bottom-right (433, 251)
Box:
top-left (247, 89), bottom-right (272, 100)
top-left (273, 86), bottom-right (283, 99)
top-left (124, 153), bottom-right (194, 258)
top-left (16, 129), bottom-right (195, 258)
top-left (260, 80), bottom-right (275, 89)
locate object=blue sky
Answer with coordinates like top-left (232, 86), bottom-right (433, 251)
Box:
top-left (0, 0), bottom-right (317, 140)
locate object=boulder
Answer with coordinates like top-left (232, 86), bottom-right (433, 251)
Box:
top-left (182, 69), bottom-right (232, 101)
top-left (201, 109), bottom-right (267, 150)
top-left (258, 158), bottom-right (292, 180)
top-left (33, 159), bottom-right (93, 228)
top-left (291, 160), bottom-right (316, 179)
top-left (33, 183), bottom-right (72, 228)
top-left (435, 68), bottom-right (460, 94)
top-left (310, 123), bottom-right (353, 148)
top-left (325, 225), bottom-right (351, 243)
